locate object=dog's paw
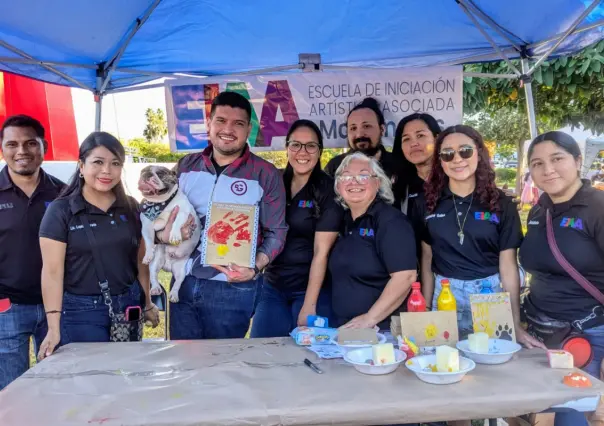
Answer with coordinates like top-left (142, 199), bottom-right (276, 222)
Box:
top-left (168, 229), bottom-right (182, 246)
top-left (169, 289), bottom-right (180, 303)
top-left (150, 285), bottom-right (162, 296)
top-left (142, 253), bottom-right (154, 265)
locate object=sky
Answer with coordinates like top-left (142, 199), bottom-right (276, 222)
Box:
top-left (71, 84), bottom-right (168, 143)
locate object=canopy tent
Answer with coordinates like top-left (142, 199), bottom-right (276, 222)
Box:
top-left (0, 0), bottom-right (603, 136)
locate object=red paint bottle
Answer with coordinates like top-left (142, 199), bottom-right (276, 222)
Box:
top-left (407, 282), bottom-right (427, 312)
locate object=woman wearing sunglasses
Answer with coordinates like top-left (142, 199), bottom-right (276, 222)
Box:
top-left (250, 120), bottom-right (342, 337)
top-left (412, 125), bottom-right (542, 350)
top-left (328, 152), bottom-right (417, 330)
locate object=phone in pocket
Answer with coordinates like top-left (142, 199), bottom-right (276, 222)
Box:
top-left (0, 298), bottom-right (11, 313)
top-left (125, 306), bottom-right (141, 322)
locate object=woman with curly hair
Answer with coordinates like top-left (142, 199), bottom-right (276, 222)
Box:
top-left (411, 125), bottom-right (544, 350)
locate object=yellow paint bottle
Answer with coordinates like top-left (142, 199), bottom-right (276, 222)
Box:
top-left (437, 279), bottom-right (457, 312)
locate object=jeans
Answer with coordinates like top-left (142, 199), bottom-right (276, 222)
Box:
top-left (250, 282), bottom-right (334, 338)
top-left (169, 275), bottom-right (261, 340)
top-left (553, 324), bottom-right (604, 426)
top-left (61, 283), bottom-right (143, 344)
top-left (0, 303), bottom-right (47, 390)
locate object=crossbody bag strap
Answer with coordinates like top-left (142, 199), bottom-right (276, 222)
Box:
top-left (80, 215), bottom-right (115, 317)
top-left (546, 209), bottom-right (604, 306)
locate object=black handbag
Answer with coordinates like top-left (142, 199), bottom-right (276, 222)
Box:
top-left (80, 215), bottom-right (143, 342)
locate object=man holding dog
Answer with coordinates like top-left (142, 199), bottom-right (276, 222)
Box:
top-left (159, 92), bottom-right (287, 340)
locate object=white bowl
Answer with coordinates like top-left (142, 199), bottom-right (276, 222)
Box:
top-left (405, 354), bottom-right (475, 385)
top-left (330, 332), bottom-right (387, 354)
top-left (456, 338), bottom-right (521, 365)
top-left (344, 347), bottom-right (406, 375)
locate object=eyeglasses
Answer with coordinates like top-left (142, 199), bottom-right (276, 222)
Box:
top-left (336, 174), bottom-right (377, 184)
top-left (287, 141), bottom-right (320, 154)
top-left (439, 145), bottom-right (475, 162)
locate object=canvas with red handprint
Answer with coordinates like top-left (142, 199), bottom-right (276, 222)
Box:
top-left (201, 202), bottom-right (259, 267)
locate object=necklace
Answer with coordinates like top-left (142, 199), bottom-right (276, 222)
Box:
top-left (452, 193), bottom-right (474, 245)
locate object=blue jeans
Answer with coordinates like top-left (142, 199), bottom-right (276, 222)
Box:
top-left (0, 303), bottom-right (47, 390)
top-left (61, 283), bottom-right (143, 344)
top-left (250, 282), bottom-right (334, 338)
top-left (169, 275), bottom-right (261, 340)
top-left (553, 324), bottom-right (604, 426)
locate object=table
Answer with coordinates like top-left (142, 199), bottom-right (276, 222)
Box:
top-left (0, 338), bottom-right (602, 425)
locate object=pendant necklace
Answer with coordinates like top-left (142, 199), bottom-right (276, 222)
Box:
top-left (452, 193), bottom-right (474, 245)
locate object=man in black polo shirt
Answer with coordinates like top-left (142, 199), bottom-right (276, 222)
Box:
top-left (324, 97), bottom-right (398, 181)
top-left (0, 115), bottom-right (64, 389)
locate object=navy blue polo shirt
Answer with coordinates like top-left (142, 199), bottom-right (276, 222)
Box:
top-left (0, 167), bottom-right (64, 304)
top-left (520, 181), bottom-right (604, 323)
top-left (264, 172), bottom-right (343, 291)
top-left (328, 198), bottom-right (417, 329)
top-left (39, 193), bottom-right (141, 296)
top-left (414, 188), bottom-right (523, 280)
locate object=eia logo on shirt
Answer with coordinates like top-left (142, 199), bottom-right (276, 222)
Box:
top-left (359, 228), bottom-right (374, 237)
top-left (474, 212), bottom-right (500, 224)
top-left (298, 200), bottom-right (314, 208)
top-left (560, 217), bottom-right (583, 230)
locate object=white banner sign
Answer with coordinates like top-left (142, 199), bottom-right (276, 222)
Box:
top-left (166, 67), bottom-right (463, 152)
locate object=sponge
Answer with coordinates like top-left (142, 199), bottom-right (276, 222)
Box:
top-left (468, 332), bottom-right (490, 353)
top-left (548, 350), bottom-right (574, 369)
top-left (436, 345), bottom-right (460, 373)
top-left (372, 343), bottom-right (396, 365)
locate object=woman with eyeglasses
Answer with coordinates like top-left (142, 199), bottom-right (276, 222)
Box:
top-left (250, 120), bottom-right (343, 337)
top-left (412, 125), bottom-right (543, 350)
top-left (328, 152), bottom-right (417, 331)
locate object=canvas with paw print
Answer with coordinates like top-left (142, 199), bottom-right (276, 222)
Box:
top-left (470, 292), bottom-right (516, 342)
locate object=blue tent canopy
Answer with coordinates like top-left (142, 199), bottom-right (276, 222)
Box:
top-left (0, 0), bottom-right (602, 93)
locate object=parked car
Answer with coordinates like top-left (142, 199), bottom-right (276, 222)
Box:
top-left (505, 161), bottom-right (518, 169)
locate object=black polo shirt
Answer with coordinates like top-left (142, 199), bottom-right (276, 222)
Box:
top-left (39, 193), bottom-right (141, 296)
top-left (324, 145), bottom-right (399, 180)
top-left (328, 198), bottom-right (417, 329)
top-left (0, 167), bottom-right (64, 304)
top-left (520, 181), bottom-right (604, 323)
top-left (414, 188), bottom-right (523, 280)
top-left (264, 172), bottom-right (343, 292)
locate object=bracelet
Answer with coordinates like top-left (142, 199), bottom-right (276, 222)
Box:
top-left (46, 310), bottom-right (62, 315)
top-left (144, 305), bottom-right (156, 312)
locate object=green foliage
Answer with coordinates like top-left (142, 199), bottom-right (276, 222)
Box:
top-left (463, 40), bottom-right (604, 135)
top-left (126, 137), bottom-right (185, 162)
top-left (143, 108), bottom-right (168, 143)
top-left (495, 168), bottom-right (517, 185)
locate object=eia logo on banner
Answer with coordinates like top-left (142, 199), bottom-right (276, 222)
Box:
top-left (170, 81), bottom-right (299, 152)
top-left (167, 67), bottom-right (463, 153)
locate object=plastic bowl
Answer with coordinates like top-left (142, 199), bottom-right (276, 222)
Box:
top-left (456, 339), bottom-right (521, 365)
top-left (344, 347), bottom-right (406, 375)
top-left (330, 332), bottom-right (387, 354)
top-left (405, 354), bottom-right (475, 385)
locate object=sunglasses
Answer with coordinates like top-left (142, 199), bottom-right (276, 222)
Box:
top-left (287, 141), bottom-right (320, 154)
top-left (439, 145), bottom-right (475, 162)
top-left (337, 174), bottom-right (377, 184)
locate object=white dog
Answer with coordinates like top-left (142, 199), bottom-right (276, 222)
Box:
top-left (138, 165), bottom-right (201, 303)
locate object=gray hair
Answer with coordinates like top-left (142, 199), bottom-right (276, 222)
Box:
top-left (333, 152), bottom-right (395, 209)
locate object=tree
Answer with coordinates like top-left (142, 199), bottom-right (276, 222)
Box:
top-left (463, 40), bottom-right (604, 135)
top-left (126, 137), bottom-right (184, 162)
top-left (143, 108), bottom-right (168, 143)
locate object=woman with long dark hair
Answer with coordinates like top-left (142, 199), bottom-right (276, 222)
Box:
top-left (413, 125), bottom-right (543, 350)
top-left (520, 131), bottom-right (604, 426)
top-left (37, 132), bottom-right (159, 359)
top-left (392, 113), bottom-right (441, 215)
top-left (251, 120), bottom-right (342, 337)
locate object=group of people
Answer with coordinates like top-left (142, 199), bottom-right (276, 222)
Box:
top-left (1, 92), bottom-right (603, 426)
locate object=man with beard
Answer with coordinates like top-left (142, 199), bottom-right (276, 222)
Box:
top-left (157, 91), bottom-right (288, 340)
top-left (324, 97), bottom-right (398, 181)
top-left (0, 115), bottom-right (64, 389)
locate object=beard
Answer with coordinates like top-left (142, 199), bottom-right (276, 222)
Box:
top-left (352, 137), bottom-right (380, 157)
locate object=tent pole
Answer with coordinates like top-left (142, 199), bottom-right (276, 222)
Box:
top-left (0, 39), bottom-right (93, 90)
top-left (95, 75), bottom-right (103, 132)
top-left (527, 0), bottom-right (601, 75)
top-left (521, 59), bottom-right (538, 140)
top-left (528, 19), bottom-right (604, 50)
top-left (456, 1), bottom-right (522, 75)
top-left (99, 0), bottom-right (163, 93)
